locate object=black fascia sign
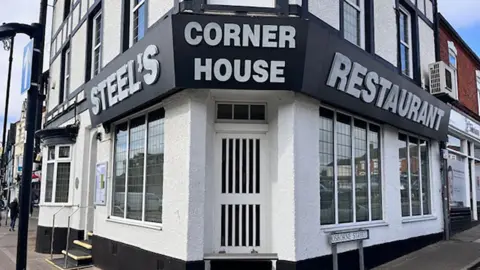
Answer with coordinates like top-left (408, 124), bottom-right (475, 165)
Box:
top-left (90, 44), bottom-right (161, 116)
top-left (326, 52), bottom-right (445, 132)
top-left (301, 20), bottom-right (450, 141)
top-left (86, 15), bottom-right (176, 127)
top-left (172, 14), bottom-right (308, 91)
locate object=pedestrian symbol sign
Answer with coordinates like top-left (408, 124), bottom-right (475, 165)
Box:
top-left (21, 39), bottom-right (34, 94)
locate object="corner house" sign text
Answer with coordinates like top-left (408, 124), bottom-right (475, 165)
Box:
top-left (184, 21), bottom-right (297, 84)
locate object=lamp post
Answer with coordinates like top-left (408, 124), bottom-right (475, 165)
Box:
top-left (0, 16), bottom-right (45, 270)
top-left (0, 35), bottom-right (15, 226)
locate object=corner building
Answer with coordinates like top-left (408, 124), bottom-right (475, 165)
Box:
top-left (36, 0), bottom-right (451, 269)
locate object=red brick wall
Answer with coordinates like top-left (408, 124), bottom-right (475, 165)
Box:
top-left (439, 26), bottom-right (480, 114)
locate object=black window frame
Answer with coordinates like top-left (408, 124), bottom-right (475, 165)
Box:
top-left (85, 4), bottom-right (103, 82)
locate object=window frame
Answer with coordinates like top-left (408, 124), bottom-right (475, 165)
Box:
top-left (319, 104), bottom-right (385, 228)
top-left (130, 0), bottom-right (146, 46)
top-left (215, 102), bottom-right (268, 124)
top-left (398, 6), bottom-right (413, 78)
top-left (398, 131), bottom-right (433, 219)
top-left (448, 41), bottom-right (457, 70)
top-left (91, 10), bottom-right (102, 77)
top-left (109, 106), bottom-right (165, 227)
top-left (342, 0), bottom-right (366, 49)
top-left (61, 47), bottom-right (71, 103)
top-left (44, 145), bottom-right (73, 204)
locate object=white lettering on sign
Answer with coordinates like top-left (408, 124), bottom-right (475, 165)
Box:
top-left (184, 21), bottom-right (296, 84)
top-left (326, 52), bottom-right (445, 131)
top-left (90, 44), bottom-right (161, 115)
top-left (330, 230), bottom-right (369, 244)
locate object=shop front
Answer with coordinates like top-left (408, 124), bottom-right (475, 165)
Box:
top-left (447, 109), bottom-right (480, 234)
top-left (38, 11), bottom-right (451, 270)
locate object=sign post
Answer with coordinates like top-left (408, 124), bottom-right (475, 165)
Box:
top-left (329, 229), bottom-right (369, 270)
top-left (20, 39), bottom-right (33, 94)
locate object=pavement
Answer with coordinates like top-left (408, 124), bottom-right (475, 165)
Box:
top-left (0, 208), bottom-right (99, 270)
top-left (375, 225), bottom-right (480, 270)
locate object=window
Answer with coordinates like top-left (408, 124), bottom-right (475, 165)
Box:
top-left (60, 47), bottom-right (71, 103)
top-left (320, 107), bottom-right (382, 225)
top-left (112, 108), bottom-right (164, 224)
top-left (398, 133), bottom-right (431, 217)
top-left (447, 41), bottom-right (457, 70)
top-left (91, 11), bottom-right (102, 77)
top-left (342, 0), bottom-right (365, 48)
top-left (132, 0), bottom-right (146, 44)
top-left (216, 103), bottom-right (266, 122)
top-left (64, 0), bottom-right (72, 19)
top-left (398, 7), bottom-right (412, 77)
top-left (44, 145), bottom-right (72, 203)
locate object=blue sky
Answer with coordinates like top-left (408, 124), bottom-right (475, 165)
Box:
top-left (438, 0), bottom-right (480, 56)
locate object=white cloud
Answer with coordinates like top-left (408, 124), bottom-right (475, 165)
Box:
top-left (0, 0), bottom-right (53, 140)
top-left (438, 0), bottom-right (480, 29)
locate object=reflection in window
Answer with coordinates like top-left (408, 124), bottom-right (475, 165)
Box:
top-left (112, 123), bottom-right (128, 218)
top-left (320, 108), bottom-right (335, 225)
top-left (320, 107), bottom-right (383, 225)
top-left (399, 133), bottom-right (431, 217)
top-left (448, 135), bottom-right (462, 152)
top-left (112, 109), bottom-right (165, 224)
top-left (44, 145), bottom-right (72, 203)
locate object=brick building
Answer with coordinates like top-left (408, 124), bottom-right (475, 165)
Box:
top-left (439, 14), bottom-right (480, 234)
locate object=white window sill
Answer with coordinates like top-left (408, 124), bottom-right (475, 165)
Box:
top-left (106, 216), bottom-right (163, 231)
top-left (321, 220), bottom-right (388, 233)
top-left (402, 215), bottom-right (437, 224)
top-left (38, 203), bottom-right (75, 207)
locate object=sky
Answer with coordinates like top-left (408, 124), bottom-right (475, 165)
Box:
top-left (0, 1), bottom-right (477, 142)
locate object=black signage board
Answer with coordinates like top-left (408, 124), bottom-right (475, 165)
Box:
top-left (85, 12), bottom-right (450, 141)
top-left (301, 21), bottom-right (450, 141)
top-left (172, 13), bottom-right (308, 91)
top-left (86, 16), bottom-right (176, 127)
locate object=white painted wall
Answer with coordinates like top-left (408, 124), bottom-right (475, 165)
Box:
top-left (70, 23), bottom-right (87, 93)
top-left (148, 0), bottom-right (173, 27)
top-left (92, 91), bottom-right (209, 261)
top-left (374, 0), bottom-right (397, 66)
top-left (52, 0), bottom-right (65, 36)
top-left (102, 0), bottom-right (122, 67)
top-left (419, 19), bottom-right (436, 90)
top-left (47, 57), bottom-right (61, 111)
top-left (38, 111), bottom-right (92, 231)
top-left (309, 0), bottom-right (340, 30)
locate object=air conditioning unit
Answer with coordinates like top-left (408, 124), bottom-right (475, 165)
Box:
top-left (429, 61), bottom-right (458, 100)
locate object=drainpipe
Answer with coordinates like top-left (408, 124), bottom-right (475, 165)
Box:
top-left (433, 0), bottom-right (450, 240)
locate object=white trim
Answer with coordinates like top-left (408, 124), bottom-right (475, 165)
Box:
top-left (44, 145), bottom-right (73, 204)
top-left (64, 48), bottom-right (71, 97)
top-left (322, 220), bottom-right (389, 232)
top-left (106, 216), bottom-right (163, 230)
top-left (401, 215), bottom-right (437, 223)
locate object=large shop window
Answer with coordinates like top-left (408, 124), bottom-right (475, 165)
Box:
top-left (44, 145), bottom-right (72, 203)
top-left (112, 108), bottom-right (164, 224)
top-left (319, 107), bottom-right (382, 225)
top-left (398, 133), bottom-right (431, 217)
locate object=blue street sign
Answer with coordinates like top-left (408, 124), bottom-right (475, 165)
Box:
top-left (21, 39), bottom-right (34, 94)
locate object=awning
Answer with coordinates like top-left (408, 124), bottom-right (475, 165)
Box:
top-left (35, 124), bottom-right (79, 147)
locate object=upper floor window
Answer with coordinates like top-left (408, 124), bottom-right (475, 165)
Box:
top-left (45, 145), bottom-right (72, 203)
top-left (448, 41), bottom-right (457, 70)
top-left (476, 71), bottom-right (480, 114)
top-left (91, 11), bottom-right (102, 77)
top-left (111, 108), bottom-right (165, 224)
top-left (132, 0), bottom-right (146, 44)
top-left (342, 0), bottom-right (365, 48)
top-left (398, 133), bottom-right (431, 217)
top-left (319, 106), bottom-right (382, 226)
top-left (216, 103), bottom-right (267, 122)
top-left (60, 46), bottom-right (71, 103)
top-left (399, 6), bottom-right (413, 78)
top-left (64, 0), bottom-right (72, 19)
